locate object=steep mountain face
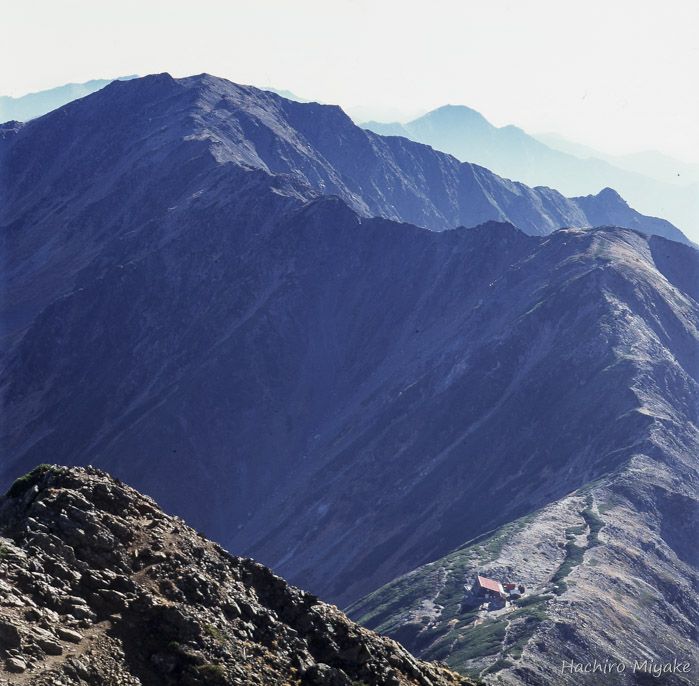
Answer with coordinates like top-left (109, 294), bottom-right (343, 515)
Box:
top-left (3, 113), bottom-right (698, 605)
top-left (0, 465), bottom-right (475, 685)
top-left (0, 73), bottom-right (688, 370)
top-left (237, 223), bottom-right (699, 605)
top-left (1, 74), bottom-right (698, 686)
top-left (362, 105), bottom-right (699, 243)
top-left (2, 68), bottom-right (687, 329)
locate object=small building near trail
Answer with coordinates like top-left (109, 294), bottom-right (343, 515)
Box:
top-left (503, 582), bottom-right (522, 599)
top-left (473, 575), bottom-right (506, 600)
top-left (462, 575), bottom-right (527, 610)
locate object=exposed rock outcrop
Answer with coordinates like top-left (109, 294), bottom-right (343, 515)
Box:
top-left (0, 465), bottom-right (476, 686)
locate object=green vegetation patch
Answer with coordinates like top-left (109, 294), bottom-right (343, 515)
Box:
top-left (483, 657), bottom-right (514, 675)
top-left (550, 496), bottom-right (606, 593)
top-left (444, 619), bottom-right (508, 665)
top-left (515, 593), bottom-right (553, 609)
top-left (510, 605), bottom-right (549, 624)
top-left (6, 464), bottom-right (54, 498)
top-left (423, 617), bottom-right (509, 667)
top-left (581, 499), bottom-right (604, 547)
top-left (507, 637), bottom-right (529, 661)
top-left (551, 541), bottom-right (585, 588)
top-left (419, 625), bottom-right (458, 662)
top-left (195, 663), bottom-right (226, 683)
top-left (432, 569), bottom-right (469, 625)
top-left (456, 605), bottom-right (481, 627)
top-left (202, 623), bottom-right (225, 643)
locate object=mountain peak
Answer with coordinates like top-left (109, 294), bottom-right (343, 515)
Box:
top-left (593, 186), bottom-right (627, 203)
top-left (98, 71), bottom-right (178, 98)
top-left (415, 103), bottom-right (492, 129)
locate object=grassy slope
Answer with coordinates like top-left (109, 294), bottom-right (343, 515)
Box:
top-left (347, 497), bottom-right (606, 680)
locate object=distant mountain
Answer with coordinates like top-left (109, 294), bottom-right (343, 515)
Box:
top-left (262, 86), bottom-right (311, 102)
top-left (0, 76), bottom-right (138, 122)
top-left (1, 74), bottom-right (698, 685)
top-left (5, 73), bottom-right (687, 253)
top-left (0, 465), bottom-right (474, 685)
top-left (535, 131), bottom-right (699, 186)
top-left (362, 106), bottom-right (699, 243)
top-left (0, 73), bottom-right (689, 362)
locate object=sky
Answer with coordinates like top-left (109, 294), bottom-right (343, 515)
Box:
top-left (3, 0), bottom-right (699, 162)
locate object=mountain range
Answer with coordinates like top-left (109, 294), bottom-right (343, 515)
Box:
top-left (4, 76), bottom-right (695, 244)
top-left (362, 105), bottom-right (699, 243)
top-left (0, 76), bottom-right (138, 123)
top-left (534, 132), bottom-right (699, 187)
top-left (1, 73), bottom-right (698, 684)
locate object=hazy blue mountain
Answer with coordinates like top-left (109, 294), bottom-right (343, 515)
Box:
top-left (1, 74), bottom-right (698, 684)
top-left (0, 76), bottom-right (139, 122)
top-left (535, 131), bottom-right (699, 185)
top-left (359, 120), bottom-right (412, 138)
top-left (362, 106), bottom-right (699, 242)
top-left (262, 86), bottom-right (311, 102)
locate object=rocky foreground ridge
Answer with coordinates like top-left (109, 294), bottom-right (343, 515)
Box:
top-left (0, 465), bottom-right (476, 686)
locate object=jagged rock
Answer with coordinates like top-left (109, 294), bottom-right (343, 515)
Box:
top-left (0, 621), bottom-right (21, 648)
top-left (5, 657), bottom-right (26, 673)
top-left (304, 662), bottom-right (352, 685)
top-left (35, 637), bottom-right (62, 656)
top-left (0, 466), bottom-right (474, 685)
top-left (55, 627), bottom-right (82, 644)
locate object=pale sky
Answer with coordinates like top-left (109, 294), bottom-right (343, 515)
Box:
top-left (3, 0), bottom-right (699, 162)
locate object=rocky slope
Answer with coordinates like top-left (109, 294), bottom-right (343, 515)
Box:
top-left (2, 89), bottom-right (698, 602)
top-left (0, 464), bottom-right (476, 686)
top-left (362, 105), bottom-right (698, 243)
top-left (1, 73), bottom-right (698, 686)
top-left (348, 486), bottom-right (699, 685)
top-left (2, 165), bottom-right (697, 613)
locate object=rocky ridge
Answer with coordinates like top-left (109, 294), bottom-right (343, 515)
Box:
top-left (2, 171), bottom-right (698, 608)
top-left (0, 465), bottom-right (477, 686)
top-left (361, 105), bottom-right (698, 243)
